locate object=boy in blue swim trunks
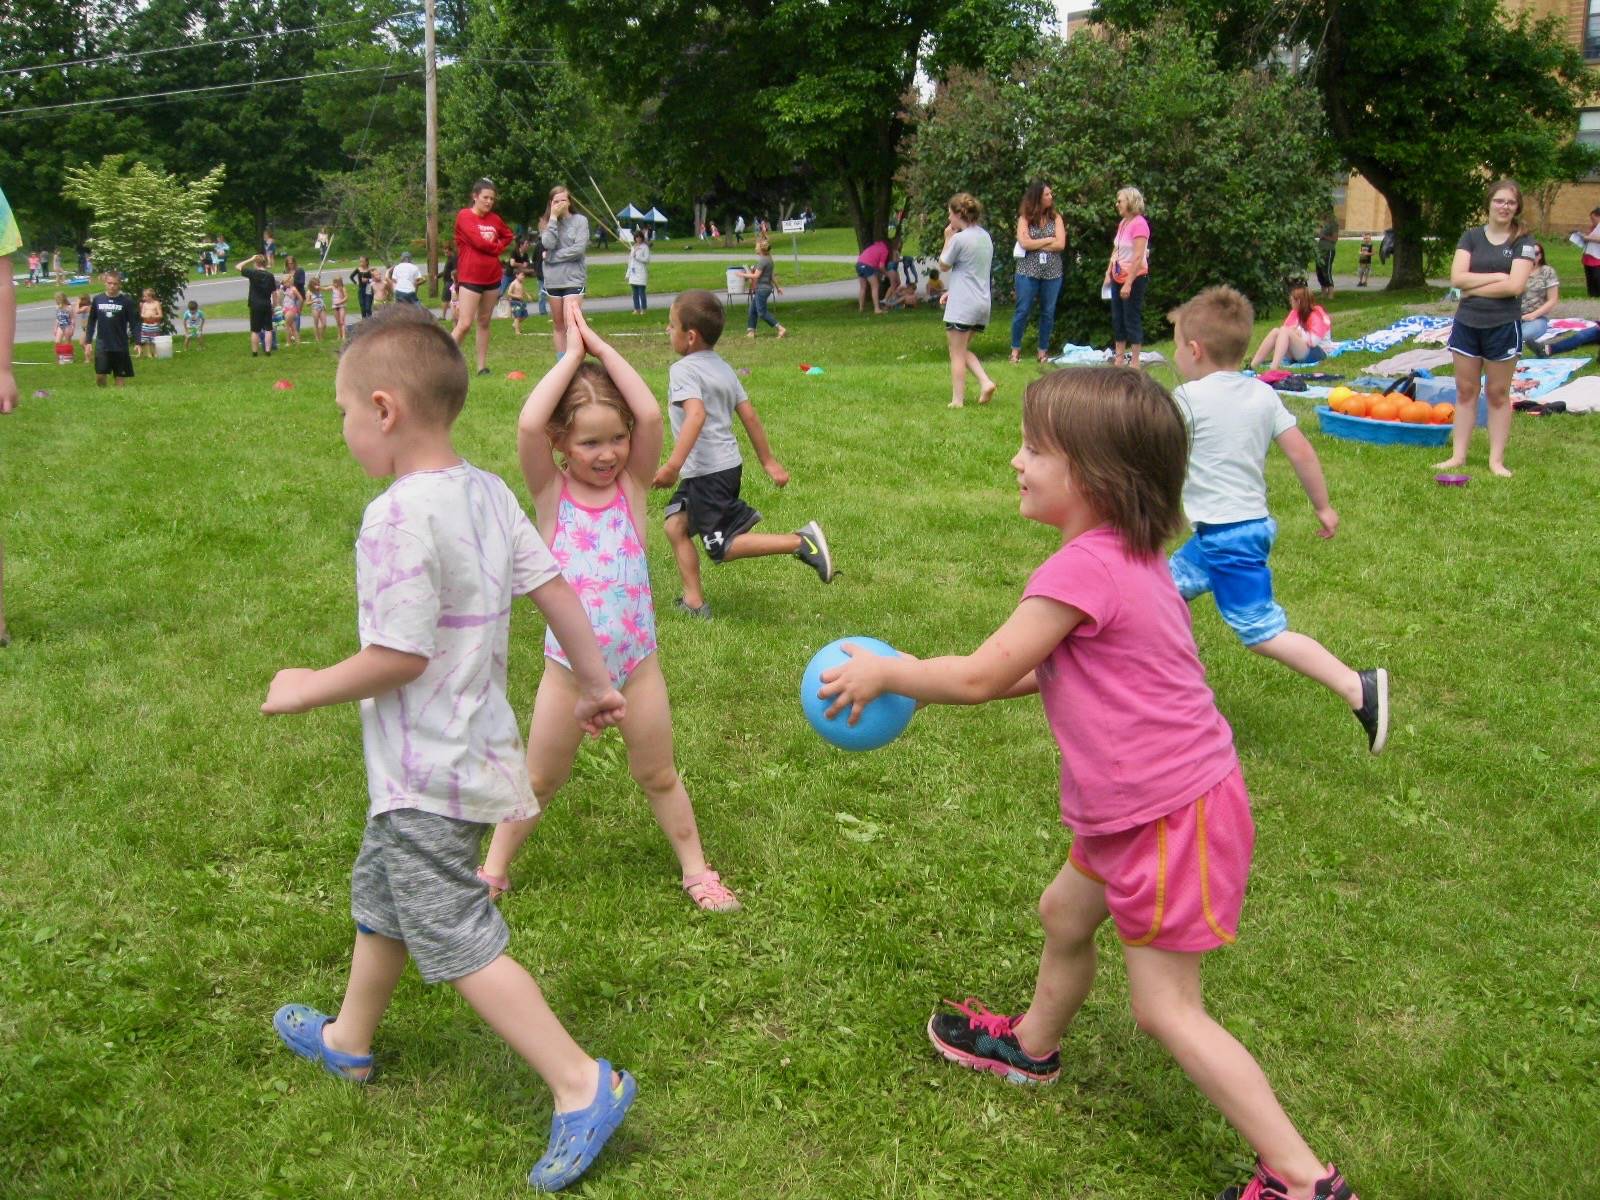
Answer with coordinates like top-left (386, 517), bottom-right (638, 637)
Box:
top-left (259, 306), bottom-right (636, 1191)
top-left (1168, 287), bottom-right (1389, 753)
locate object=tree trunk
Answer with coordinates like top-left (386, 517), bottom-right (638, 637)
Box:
top-left (1385, 191), bottom-right (1427, 290)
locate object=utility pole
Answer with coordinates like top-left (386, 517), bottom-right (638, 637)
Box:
top-left (424, 0), bottom-right (439, 300)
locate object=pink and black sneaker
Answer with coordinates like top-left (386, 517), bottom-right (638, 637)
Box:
top-left (1216, 1160), bottom-right (1358, 1200)
top-left (926, 996), bottom-right (1061, 1085)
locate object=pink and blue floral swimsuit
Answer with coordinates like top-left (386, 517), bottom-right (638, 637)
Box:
top-left (543, 483), bottom-right (657, 688)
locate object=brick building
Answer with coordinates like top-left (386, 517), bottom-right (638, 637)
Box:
top-left (1341, 0), bottom-right (1600, 233)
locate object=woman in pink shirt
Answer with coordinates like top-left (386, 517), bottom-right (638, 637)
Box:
top-left (1102, 187), bottom-right (1150, 367)
top-left (1249, 283), bottom-right (1334, 370)
top-left (856, 238), bottom-right (892, 314)
top-left (817, 367), bottom-right (1361, 1200)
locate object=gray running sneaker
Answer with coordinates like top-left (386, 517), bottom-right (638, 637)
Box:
top-left (1353, 668), bottom-right (1389, 754)
top-left (793, 521), bottom-right (835, 583)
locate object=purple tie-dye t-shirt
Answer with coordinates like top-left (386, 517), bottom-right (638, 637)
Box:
top-left (356, 462), bottom-right (559, 823)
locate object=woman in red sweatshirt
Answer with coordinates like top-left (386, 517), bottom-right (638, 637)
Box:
top-left (451, 178), bottom-right (515, 376)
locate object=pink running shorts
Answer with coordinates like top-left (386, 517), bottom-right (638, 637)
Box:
top-left (1068, 764), bottom-right (1254, 952)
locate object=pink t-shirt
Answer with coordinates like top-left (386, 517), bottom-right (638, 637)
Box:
top-left (1023, 526), bottom-right (1237, 836)
top-left (1283, 305), bottom-right (1332, 342)
top-left (857, 240), bottom-right (891, 271)
top-left (1112, 216), bottom-right (1150, 279)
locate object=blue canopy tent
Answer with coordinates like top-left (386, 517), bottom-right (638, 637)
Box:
top-left (645, 207), bottom-right (669, 224)
top-left (615, 203), bottom-right (648, 221)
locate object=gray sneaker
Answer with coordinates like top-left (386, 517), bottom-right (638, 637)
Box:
top-left (793, 521), bottom-right (835, 583)
top-left (673, 597), bottom-right (712, 621)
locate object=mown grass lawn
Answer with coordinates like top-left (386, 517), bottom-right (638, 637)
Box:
top-left (2, 294), bottom-right (1596, 1199)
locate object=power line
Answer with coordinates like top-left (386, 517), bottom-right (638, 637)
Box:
top-left (0, 13), bottom-right (420, 77)
top-left (0, 63), bottom-right (411, 117)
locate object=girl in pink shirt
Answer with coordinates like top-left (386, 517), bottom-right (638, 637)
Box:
top-left (818, 367), bottom-right (1359, 1200)
top-left (1250, 283), bottom-right (1335, 370)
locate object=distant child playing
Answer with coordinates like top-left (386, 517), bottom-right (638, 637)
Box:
top-left (54, 292), bottom-right (75, 343)
top-left (280, 274), bottom-right (303, 346)
top-left (507, 271), bottom-right (531, 335)
top-left (260, 306), bottom-right (636, 1192)
top-left (1169, 287), bottom-right (1388, 752)
top-left (182, 300), bottom-right (205, 350)
top-left (137, 289), bottom-right (162, 359)
top-left (82, 270), bottom-right (137, 386)
top-left (818, 366), bottom-right (1361, 1200)
top-left (652, 289), bottom-right (835, 619)
top-left (329, 276), bottom-right (349, 341)
top-left (308, 279), bottom-right (327, 343)
top-left (478, 305), bottom-right (741, 912)
top-left (1356, 235), bottom-right (1373, 287)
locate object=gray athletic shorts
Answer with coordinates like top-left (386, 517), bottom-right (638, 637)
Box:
top-left (350, 809), bottom-right (508, 984)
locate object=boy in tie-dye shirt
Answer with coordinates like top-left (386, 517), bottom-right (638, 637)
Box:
top-left (260, 306), bottom-right (638, 1191)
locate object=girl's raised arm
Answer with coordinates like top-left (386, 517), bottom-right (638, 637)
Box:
top-left (571, 307), bottom-right (663, 488)
top-left (518, 306), bottom-right (586, 509)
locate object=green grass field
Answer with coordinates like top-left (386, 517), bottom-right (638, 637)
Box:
top-left (2, 292), bottom-right (1596, 1198)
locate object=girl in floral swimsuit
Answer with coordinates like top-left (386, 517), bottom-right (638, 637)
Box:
top-left (478, 306), bottom-right (741, 913)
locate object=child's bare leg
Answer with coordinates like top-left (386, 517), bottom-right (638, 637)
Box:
top-left (664, 511), bottom-right (705, 607)
top-left (1010, 859), bottom-right (1110, 1058)
top-left (619, 655), bottom-right (708, 877)
top-left (721, 530), bottom-right (802, 560)
top-left (483, 663), bottom-right (587, 881)
top-left (453, 954), bottom-right (615, 1112)
top-left (1483, 355), bottom-right (1515, 477)
top-left (475, 304), bottom-right (492, 371)
top-left (549, 296), bottom-right (569, 355)
top-left (1124, 947), bottom-right (1325, 1198)
top-left (965, 350), bottom-right (997, 404)
top-left (320, 929), bottom-right (407, 1076)
top-left (1436, 353), bottom-right (1478, 469)
top-left (947, 328), bottom-right (970, 406)
top-left (1249, 632), bottom-right (1362, 706)
top-left (1249, 329), bottom-right (1274, 368)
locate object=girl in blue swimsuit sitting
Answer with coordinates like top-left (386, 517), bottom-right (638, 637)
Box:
top-left (478, 305), bottom-right (741, 914)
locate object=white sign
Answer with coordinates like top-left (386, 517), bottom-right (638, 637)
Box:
top-left (781, 219), bottom-right (806, 234)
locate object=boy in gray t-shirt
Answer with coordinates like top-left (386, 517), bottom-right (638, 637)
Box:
top-left (1166, 286), bottom-right (1389, 754)
top-left (654, 290), bottom-right (835, 618)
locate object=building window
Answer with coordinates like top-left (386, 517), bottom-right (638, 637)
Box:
top-left (1580, 109), bottom-right (1600, 149)
top-left (1588, 0), bottom-right (1600, 59)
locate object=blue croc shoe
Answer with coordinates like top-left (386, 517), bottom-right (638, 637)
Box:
top-left (273, 1003), bottom-right (375, 1083)
top-left (527, 1059), bottom-right (637, 1192)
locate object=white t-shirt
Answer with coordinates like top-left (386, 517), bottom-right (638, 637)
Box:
top-left (668, 350), bottom-right (746, 478)
top-left (1173, 371), bottom-right (1297, 526)
top-left (390, 261), bottom-right (423, 294)
top-left (356, 462), bottom-right (559, 823)
top-left (941, 225), bottom-right (993, 326)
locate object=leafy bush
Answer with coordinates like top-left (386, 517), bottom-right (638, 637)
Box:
top-left (61, 156), bottom-right (224, 333)
top-left (903, 23), bottom-right (1337, 346)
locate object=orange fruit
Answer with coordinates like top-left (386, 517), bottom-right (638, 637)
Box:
top-left (1369, 398), bottom-right (1401, 421)
top-left (1327, 395), bottom-right (1346, 414)
top-left (1431, 402), bottom-right (1455, 424)
top-left (1400, 400), bottom-right (1432, 424)
top-left (1343, 394), bottom-right (1370, 418)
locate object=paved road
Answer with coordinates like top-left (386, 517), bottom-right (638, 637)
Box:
top-left (15, 253), bottom-right (865, 343)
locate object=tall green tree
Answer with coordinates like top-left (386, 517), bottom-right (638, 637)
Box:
top-left (521, 0), bottom-right (1053, 248)
top-left (903, 26), bottom-right (1336, 345)
top-left (62, 156), bottom-right (226, 329)
top-left (1093, 0), bottom-right (1598, 288)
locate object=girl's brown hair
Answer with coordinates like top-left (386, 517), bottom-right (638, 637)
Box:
top-left (1021, 367), bottom-right (1188, 558)
top-left (547, 362), bottom-right (635, 446)
top-left (948, 192), bottom-right (983, 224)
top-left (1288, 282), bottom-right (1314, 325)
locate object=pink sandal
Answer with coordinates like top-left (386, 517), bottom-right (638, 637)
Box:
top-left (682, 869), bottom-right (741, 913)
top-left (476, 867), bottom-right (511, 901)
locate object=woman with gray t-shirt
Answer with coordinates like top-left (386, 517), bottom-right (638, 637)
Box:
top-left (939, 192), bottom-right (996, 408)
top-left (1440, 178), bottom-right (1536, 478)
top-left (538, 184), bottom-right (589, 357)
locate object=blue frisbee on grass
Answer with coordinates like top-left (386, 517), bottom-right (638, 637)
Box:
top-left (801, 636), bottom-right (916, 751)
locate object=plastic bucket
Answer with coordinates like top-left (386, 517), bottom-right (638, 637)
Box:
top-left (153, 334), bottom-right (174, 359)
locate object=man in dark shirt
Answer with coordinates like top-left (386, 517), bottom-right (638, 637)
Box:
top-left (82, 270), bottom-right (138, 386)
top-left (239, 254), bottom-right (279, 355)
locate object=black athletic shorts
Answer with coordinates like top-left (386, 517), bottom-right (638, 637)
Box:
top-left (249, 302), bottom-right (274, 334)
top-left (456, 280), bottom-right (494, 295)
top-left (94, 347), bottom-right (134, 377)
top-left (664, 465), bottom-right (761, 562)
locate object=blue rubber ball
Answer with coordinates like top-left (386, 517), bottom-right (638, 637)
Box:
top-left (800, 636), bottom-right (916, 751)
